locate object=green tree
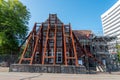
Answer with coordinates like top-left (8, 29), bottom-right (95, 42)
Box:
top-left (116, 44), bottom-right (120, 62)
top-left (0, 0), bottom-right (30, 54)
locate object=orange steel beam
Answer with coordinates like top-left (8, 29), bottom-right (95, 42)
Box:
top-left (32, 23), bottom-right (37, 64)
top-left (62, 24), bottom-right (67, 66)
top-left (42, 24), bottom-right (50, 65)
top-left (22, 58), bottom-right (31, 60)
top-left (39, 23), bottom-right (43, 64)
top-left (69, 24), bottom-right (78, 66)
top-left (53, 24), bottom-right (57, 65)
top-left (19, 23), bottom-right (37, 64)
top-left (30, 25), bottom-right (42, 64)
top-left (19, 33), bottom-right (32, 64)
top-left (53, 16), bottom-right (57, 65)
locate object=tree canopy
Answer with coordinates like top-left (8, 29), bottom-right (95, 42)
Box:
top-left (0, 0), bottom-right (30, 54)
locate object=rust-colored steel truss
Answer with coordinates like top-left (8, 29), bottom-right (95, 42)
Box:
top-left (19, 14), bottom-right (103, 66)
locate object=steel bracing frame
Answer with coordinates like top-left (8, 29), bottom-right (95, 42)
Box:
top-left (19, 14), bottom-right (103, 67)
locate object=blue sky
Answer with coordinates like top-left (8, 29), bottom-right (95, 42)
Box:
top-left (20, 0), bottom-right (118, 35)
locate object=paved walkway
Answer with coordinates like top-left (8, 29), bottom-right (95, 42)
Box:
top-left (0, 67), bottom-right (120, 80)
top-left (0, 72), bottom-right (120, 80)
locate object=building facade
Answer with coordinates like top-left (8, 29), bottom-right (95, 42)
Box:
top-left (101, 0), bottom-right (120, 45)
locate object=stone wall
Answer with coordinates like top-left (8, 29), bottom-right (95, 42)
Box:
top-left (10, 64), bottom-right (89, 74)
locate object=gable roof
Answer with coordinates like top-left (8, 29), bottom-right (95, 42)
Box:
top-left (73, 30), bottom-right (93, 39)
top-left (44, 14), bottom-right (63, 24)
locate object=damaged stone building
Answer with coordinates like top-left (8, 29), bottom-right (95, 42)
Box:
top-left (10, 14), bottom-right (118, 73)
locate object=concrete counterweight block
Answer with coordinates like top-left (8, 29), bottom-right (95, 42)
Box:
top-left (10, 64), bottom-right (87, 74)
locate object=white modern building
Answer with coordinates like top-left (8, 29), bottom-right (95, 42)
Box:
top-left (101, 0), bottom-right (120, 55)
top-left (101, 0), bottom-right (120, 45)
